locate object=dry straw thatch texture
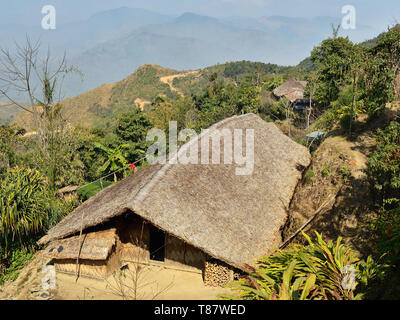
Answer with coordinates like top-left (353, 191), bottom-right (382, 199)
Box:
top-left (46, 229), bottom-right (117, 260)
top-left (273, 78), bottom-right (307, 98)
top-left (40, 113), bottom-right (310, 270)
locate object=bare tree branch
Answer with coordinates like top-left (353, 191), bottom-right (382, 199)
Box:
top-left (0, 36), bottom-right (79, 191)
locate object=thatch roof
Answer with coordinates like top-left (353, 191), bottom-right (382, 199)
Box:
top-left (58, 186), bottom-right (79, 194)
top-left (46, 229), bottom-right (116, 260)
top-left (285, 91), bottom-right (304, 103)
top-left (40, 113), bottom-right (310, 270)
top-left (273, 78), bottom-right (307, 98)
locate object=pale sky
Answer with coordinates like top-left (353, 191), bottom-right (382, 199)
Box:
top-left (0, 0), bottom-right (398, 47)
top-left (1, 0), bottom-right (398, 29)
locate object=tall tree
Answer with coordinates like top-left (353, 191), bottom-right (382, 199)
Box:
top-left (347, 44), bottom-right (367, 134)
top-left (364, 28), bottom-right (400, 112)
top-left (311, 37), bottom-right (356, 107)
top-left (0, 38), bottom-right (78, 191)
top-left (372, 28), bottom-right (400, 98)
top-left (115, 109), bottom-right (153, 163)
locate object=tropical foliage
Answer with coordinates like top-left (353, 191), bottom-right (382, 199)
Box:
top-left (94, 142), bottom-right (129, 182)
top-left (0, 168), bottom-right (49, 249)
top-left (224, 232), bottom-right (381, 300)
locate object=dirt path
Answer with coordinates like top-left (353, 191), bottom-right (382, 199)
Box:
top-left (160, 71), bottom-right (200, 96)
top-left (134, 98), bottom-right (151, 110)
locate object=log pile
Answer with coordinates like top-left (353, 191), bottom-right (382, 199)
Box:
top-left (204, 258), bottom-right (234, 287)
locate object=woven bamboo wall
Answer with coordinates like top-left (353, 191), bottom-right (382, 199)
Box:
top-left (117, 216), bottom-right (151, 263)
top-left (165, 234), bottom-right (205, 272)
top-left (54, 259), bottom-right (108, 279)
top-left (54, 248), bottom-right (121, 279)
top-left (54, 213), bottom-right (211, 279)
top-left (117, 213), bottom-right (205, 272)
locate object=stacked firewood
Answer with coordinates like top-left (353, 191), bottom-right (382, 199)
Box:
top-left (204, 259), bottom-right (234, 287)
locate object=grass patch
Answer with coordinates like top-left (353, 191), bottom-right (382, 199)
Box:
top-left (322, 166), bottom-right (331, 177)
top-left (0, 249), bottom-right (34, 286)
top-left (305, 170), bottom-right (315, 185)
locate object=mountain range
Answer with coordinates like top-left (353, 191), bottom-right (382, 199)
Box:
top-left (0, 7), bottom-right (374, 99)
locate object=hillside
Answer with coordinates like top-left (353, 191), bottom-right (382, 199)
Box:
top-left (173, 61), bottom-right (302, 96)
top-left (13, 64), bottom-right (179, 129)
top-left (3, 20), bottom-right (400, 301)
top-left (14, 61), bottom-right (303, 130)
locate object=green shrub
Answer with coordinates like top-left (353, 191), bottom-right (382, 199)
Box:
top-left (46, 197), bottom-right (80, 230)
top-left (0, 166), bottom-right (80, 284)
top-left (340, 166), bottom-right (352, 183)
top-left (0, 248), bottom-right (34, 286)
top-left (309, 108), bottom-right (337, 132)
top-left (368, 121), bottom-right (400, 201)
top-left (373, 205), bottom-right (400, 265)
top-left (0, 167), bottom-right (49, 249)
top-left (336, 105), bottom-right (353, 130)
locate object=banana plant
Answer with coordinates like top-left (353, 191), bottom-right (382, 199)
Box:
top-left (94, 142), bottom-right (129, 182)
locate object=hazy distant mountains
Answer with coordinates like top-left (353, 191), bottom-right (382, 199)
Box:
top-left (0, 8), bottom-right (172, 57)
top-left (0, 7), bottom-right (374, 98)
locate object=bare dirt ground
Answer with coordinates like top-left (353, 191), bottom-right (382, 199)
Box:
top-left (134, 98), bottom-right (151, 110)
top-left (159, 71), bottom-right (200, 96)
top-left (282, 113), bottom-right (393, 255)
top-left (0, 253), bottom-right (230, 300)
top-left (54, 267), bottom-right (230, 300)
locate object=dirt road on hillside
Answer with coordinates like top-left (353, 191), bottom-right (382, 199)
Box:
top-left (160, 71), bottom-right (200, 96)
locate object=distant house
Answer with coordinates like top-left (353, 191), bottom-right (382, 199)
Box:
top-left (273, 78), bottom-right (308, 102)
top-left (57, 186), bottom-right (79, 201)
top-left (273, 78), bottom-right (314, 111)
top-left (39, 114), bottom-right (310, 287)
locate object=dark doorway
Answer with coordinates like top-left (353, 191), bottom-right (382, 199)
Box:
top-left (149, 225), bottom-right (165, 262)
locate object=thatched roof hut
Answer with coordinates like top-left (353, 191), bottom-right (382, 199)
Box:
top-left (58, 186), bottom-right (79, 194)
top-left (40, 113), bottom-right (310, 271)
top-left (273, 78), bottom-right (308, 102)
top-left (57, 185), bottom-right (79, 201)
